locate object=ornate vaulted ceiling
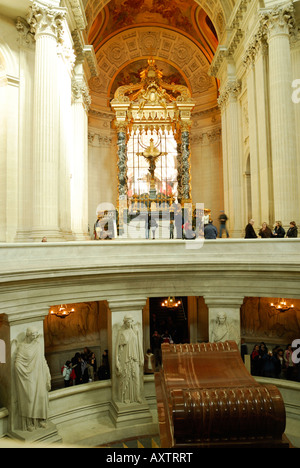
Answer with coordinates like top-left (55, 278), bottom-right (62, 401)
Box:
top-left (84, 0), bottom-right (236, 110)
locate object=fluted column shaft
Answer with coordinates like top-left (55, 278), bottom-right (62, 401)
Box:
top-left (263, 4), bottom-right (298, 225)
top-left (28, 2), bottom-right (66, 240)
top-left (218, 81), bottom-right (243, 237)
top-left (71, 65), bottom-right (90, 240)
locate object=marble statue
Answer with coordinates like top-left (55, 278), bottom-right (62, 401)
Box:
top-left (15, 327), bottom-right (51, 432)
top-left (210, 311), bottom-right (239, 345)
top-left (115, 315), bottom-right (144, 404)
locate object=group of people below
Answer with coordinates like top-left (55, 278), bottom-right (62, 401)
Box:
top-left (61, 347), bottom-right (110, 387)
top-left (245, 220), bottom-right (298, 239)
top-left (250, 342), bottom-right (299, 381)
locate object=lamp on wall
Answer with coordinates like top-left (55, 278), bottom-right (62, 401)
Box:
top-left (50, 304), bottom-right (75, 318)
top-left (161, 297), bottom-right (181, 308)
top-left (270, 298), bottom-right (294, 312)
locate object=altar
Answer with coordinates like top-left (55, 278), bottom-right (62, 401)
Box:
top-left (110, 59), bottom-right (195, 230)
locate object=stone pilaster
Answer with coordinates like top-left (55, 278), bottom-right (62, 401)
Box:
top-left (27, 1), bottom-right (66, 241)
top-left (260, 3), bottom-right (298, 226)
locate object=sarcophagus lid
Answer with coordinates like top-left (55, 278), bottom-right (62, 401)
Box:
top-left (155, 341), bottom-right (288, 448)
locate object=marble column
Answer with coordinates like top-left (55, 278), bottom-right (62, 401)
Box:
top-left (27, 1), bottom-right (66, 241)
top-left (57, 41), bottom-right (75, 241)
top-left (246, 61), bottom-right (261, 225)
top-left (204, 295), bottom-right (245, 348)
top-left (180, 124), bottom-right (192, 202)
top-left (291, 34), bottom-right (300, 213)
top-left (254, 39), bottom-right (274, 225)
top-left (218, 81), bottom-right (243, 237)
top-left (243, 26), bottom-right (274, 226)
top-left (107, 297), bottom-right (153, 429)
top-left (70, 61), bottom-right (90, 240)
top-left (261, 4), bottom-right (298, 226)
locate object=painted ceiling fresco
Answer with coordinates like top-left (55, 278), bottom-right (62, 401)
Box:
top-left (86, 0), bottom-right (219, 101)
top-left (89, 0), bottom-right (217, 53)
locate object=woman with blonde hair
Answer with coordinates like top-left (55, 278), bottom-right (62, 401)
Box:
top-left (258, 222), bottom-right (272, 238)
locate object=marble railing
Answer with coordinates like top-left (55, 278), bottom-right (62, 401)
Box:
top-left (0, 239), bottom-right (299, 315)
top-left (0, 377), bottom-right (299, 447)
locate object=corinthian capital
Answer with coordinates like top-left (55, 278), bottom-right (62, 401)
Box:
top-left (260, 3), bottom-right (295, 38)
top-left (27, 1), bottom-right (66, 42)
top-left (72, 80), bottom-right (91, 111)
top-left (217, 80), bottom-right (241, 109)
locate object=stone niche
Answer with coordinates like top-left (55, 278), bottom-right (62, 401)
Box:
top-left (44, 301), bottom-right (109, 389)
top-left (241, 297), bottom-right (300, 348)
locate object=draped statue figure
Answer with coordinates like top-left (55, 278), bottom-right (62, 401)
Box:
top-left (15, 327), bottom-right (51, 432)
top-left (115, 315), bottom-right (144, 404)
top-left (210, 311), bottom-right (239, 345)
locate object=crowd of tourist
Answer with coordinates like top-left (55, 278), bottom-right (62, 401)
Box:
top-left (92, 209), bottom-right (298, 241)
top-left (249, 341), bottom-right (300, 382)
top-left (61, 347), bottom-right (110, 387)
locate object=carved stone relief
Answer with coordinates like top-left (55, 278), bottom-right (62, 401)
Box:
top-left (241, 297), bottom-right (300, 344)
top-left (209, 311), bottom-right (240, 345)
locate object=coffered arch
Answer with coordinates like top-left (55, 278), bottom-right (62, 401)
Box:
top-left (88, 26), bottom-right (218, 110)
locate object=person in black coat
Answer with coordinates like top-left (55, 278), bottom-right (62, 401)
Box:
top-left (245, 219), bottom-right (257, 238)
top-left (286, 221), bottom-right (298, 238)
top-left (272, 221), bottom-right (285, 238)
top-left (204, 220), bottom-right (218, 239)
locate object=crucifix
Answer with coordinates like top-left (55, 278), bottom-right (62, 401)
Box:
top-left (137, 138), bottom-right (167, 197)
